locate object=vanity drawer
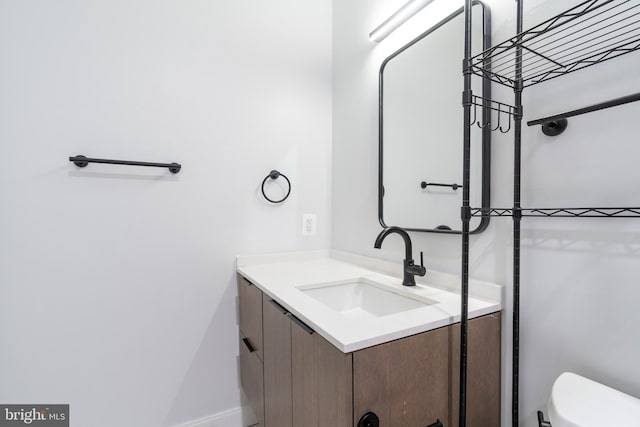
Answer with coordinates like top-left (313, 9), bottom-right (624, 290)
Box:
top-left (238, 275), bottom-right (263, 361)
top-left (240, 332), bottom-right (264, 427)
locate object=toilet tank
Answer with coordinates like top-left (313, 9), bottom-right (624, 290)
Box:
top-left (548, 372), bottom-right (640, 427)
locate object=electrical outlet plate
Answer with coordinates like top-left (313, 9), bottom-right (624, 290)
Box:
top-left (302, 214), bottom-right (317, 236)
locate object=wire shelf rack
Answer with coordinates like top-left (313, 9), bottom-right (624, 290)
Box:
top-left (471, 207), bottom-right (640, 217)
top-left (471, 0), bottom-right (640, 88)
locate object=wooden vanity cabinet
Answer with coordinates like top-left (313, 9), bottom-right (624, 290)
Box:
top-left (238, 276), bottom-right (264, 426)
top-left (238, 274), bottom-right (501, 427)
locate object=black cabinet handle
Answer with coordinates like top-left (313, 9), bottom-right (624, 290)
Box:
top-left (268, 299), bottom-right (289, 315)
top-left (268, 298), bottom-right (314, 334)
top-left (242, 337), bottom-right (255, 353)
top-left (288, 313), bottom-right (315, 334)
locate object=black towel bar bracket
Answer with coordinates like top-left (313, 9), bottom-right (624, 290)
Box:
top-left (69, 155), bottom-right (181, 173)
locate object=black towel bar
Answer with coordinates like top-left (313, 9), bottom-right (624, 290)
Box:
top-left (527, 92), bottom-right (640, 136)
top-left (421, 181), bottom-right (462, 191)
top-left (69, 155), bottom-right (181, 173)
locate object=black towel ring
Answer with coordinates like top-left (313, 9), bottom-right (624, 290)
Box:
top-left (261, 170), bottom-right (291, 204)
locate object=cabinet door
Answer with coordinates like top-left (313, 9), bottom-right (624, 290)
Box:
top-left (449, 313), bottom-right (501, 427)
top-left (291, 315), bottom-right (353, 427)
top-left (263, 296), bottom-right (292, 427)
top-left (291, 316), bottom-right (318, 427)
top-left (240, 333), bottom-right (264, 427)
top-left (238, 276), bottom-right (263, 361)
top-left (315, 331), bottom-right (353, 427)
top-left (353, 326), bottom-right (450, 427)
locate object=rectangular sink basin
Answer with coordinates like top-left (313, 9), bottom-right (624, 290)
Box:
top-left (298, 278), bottom-right (436, 317)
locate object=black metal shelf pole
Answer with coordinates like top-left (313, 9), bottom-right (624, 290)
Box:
top-left (459, 1), bottom-right (473, 426)
top-left (512, 1), bottom-right (524, 426)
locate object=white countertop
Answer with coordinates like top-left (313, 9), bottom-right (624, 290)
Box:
top-left (236, 250), bottom-right (502, 353)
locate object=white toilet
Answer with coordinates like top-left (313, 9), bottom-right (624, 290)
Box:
top-left (547, 372), bottom-right (640, 427)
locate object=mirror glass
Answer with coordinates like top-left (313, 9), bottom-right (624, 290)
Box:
top-left (379, 3), bottom-right (490, 233)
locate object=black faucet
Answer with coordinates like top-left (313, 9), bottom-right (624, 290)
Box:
top-left (374, 226), bottom-right (426, 286)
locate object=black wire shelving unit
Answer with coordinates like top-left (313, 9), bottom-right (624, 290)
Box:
top-left (471, 0), bottom-right (640, 88)
top-left (459, 1), bottom-right (640, 427)
top-left (471, 207), bottom-right (640, 218)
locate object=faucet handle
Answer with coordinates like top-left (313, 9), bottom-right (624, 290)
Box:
top-left (414, 251), bottom-right (426, 277)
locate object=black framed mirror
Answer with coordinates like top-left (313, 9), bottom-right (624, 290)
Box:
top-left (378, 2), bottom-right (491, 234)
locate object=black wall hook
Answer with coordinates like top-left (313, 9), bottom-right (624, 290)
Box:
top-left (261, 170), bottom-right (291, 203)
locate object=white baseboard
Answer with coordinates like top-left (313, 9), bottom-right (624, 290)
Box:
top-left (174, 406), bottom-right (258, 427)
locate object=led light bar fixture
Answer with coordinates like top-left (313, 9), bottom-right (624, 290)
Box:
top-left (369, 0), bottom-right (437, 42)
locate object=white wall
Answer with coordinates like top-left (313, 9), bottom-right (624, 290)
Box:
top-left (332, 0), bottom-right (640, 426)
top-left (0, 1), bottom-right (331, 426)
